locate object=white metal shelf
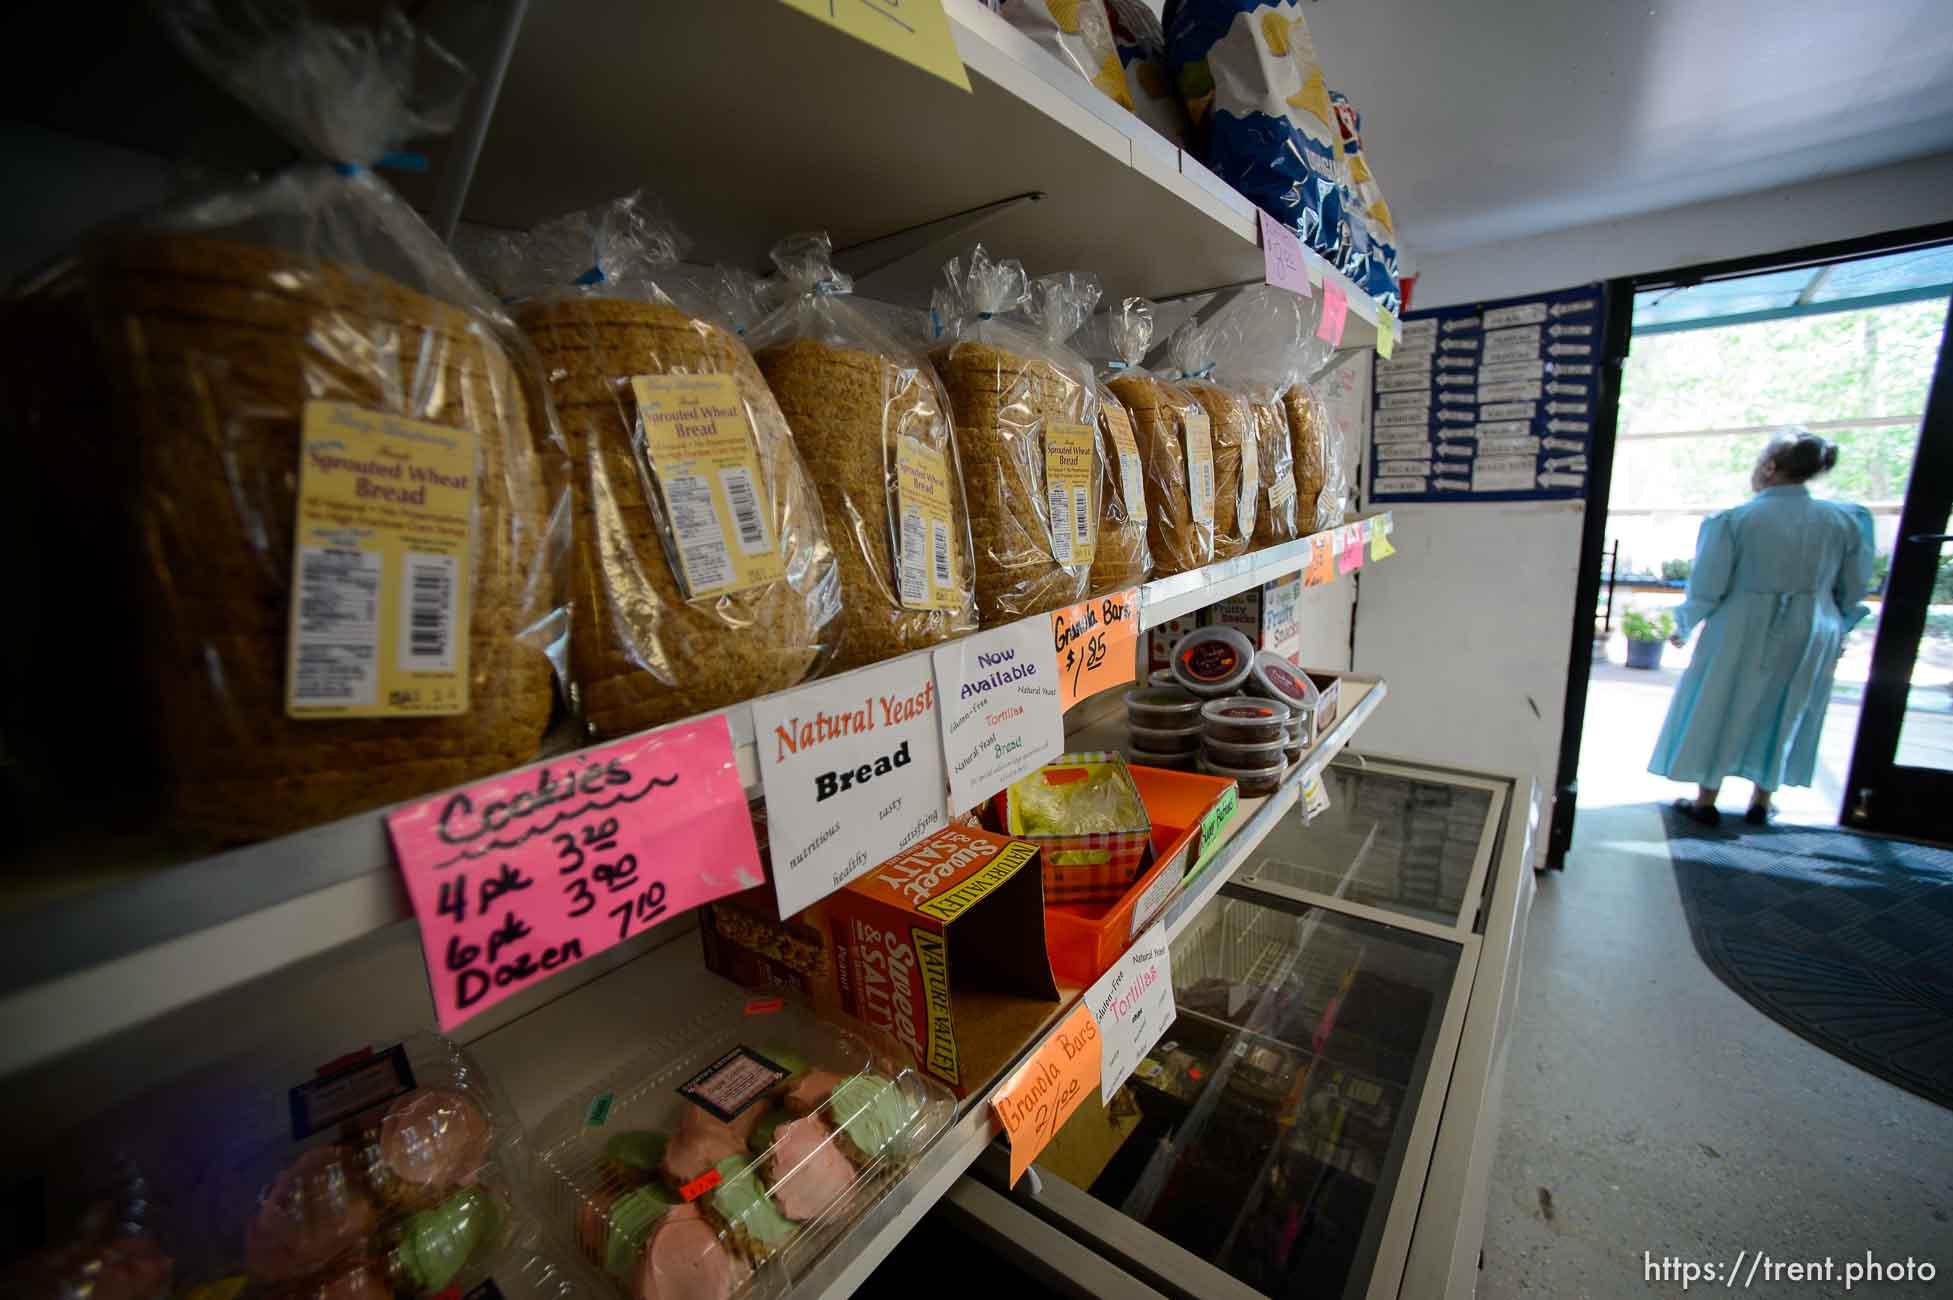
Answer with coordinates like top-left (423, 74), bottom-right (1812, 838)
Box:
top-left (409, 0), bottom-right (1380, 336)
top-left (0, 526), bottom-right (1387, 1078)
top-left (0, 522), bottom-right (1388, 1075)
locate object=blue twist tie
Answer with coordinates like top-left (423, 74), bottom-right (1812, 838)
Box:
top-left (1107, 360), bottom-right (1133, 370)
top-left (331, 151), bottom-right (429, 177)
top-left (573, 266), bottom-right (606, 287)
top-left (977, 311), bottom-right (995, 320)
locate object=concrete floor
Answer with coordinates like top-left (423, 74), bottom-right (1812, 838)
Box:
top-left (1478, 801), bottom-right (1953, 1298)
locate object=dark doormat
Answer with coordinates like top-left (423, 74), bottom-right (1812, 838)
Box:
top-left (1658, 804), bottom-right (1953, 1110)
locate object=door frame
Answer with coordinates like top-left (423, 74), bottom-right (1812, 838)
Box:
top-left (1546, 220), bottom-right (1953, 867)
top-left (1841, 297), bottom-right (1953, 841)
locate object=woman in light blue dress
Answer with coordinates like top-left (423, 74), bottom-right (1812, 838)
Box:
top-left (1650, 430), bottom-right (1875, 826)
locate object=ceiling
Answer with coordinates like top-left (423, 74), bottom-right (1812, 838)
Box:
top-left (1300, 0), bottom-right (1953, 255)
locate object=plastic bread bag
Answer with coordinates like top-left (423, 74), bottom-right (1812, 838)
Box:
top-left (992, 0), bottom-right (1134, 111)
top-left (502, 196), bottom-right (841, 736)
top-left (530, 988), bottom-right (953, 1300)
top-left (1025, 271), bottom-right (1148, 596)
top-left (1164, 0), bottom-right (1344, 258)
top-left (1083, 298), bottom-right (1215, 576)
top-left (930, 245), bottom-right (1095, 623)
top-left (1208, 286), bottom-right (1317, 545)
top-left (64, 2), bottom-right (566, 844)
top-left (1290, 368), bottom-right (1349, 530)
top-left (745, 233), bottom-right (979, 674)
top-left (1106, 0), bottom-right (1188, 143)
top-left (1085, 300), bottom-right (1218, 573)
top-left (1166, 317), bottom-right (1256, 561)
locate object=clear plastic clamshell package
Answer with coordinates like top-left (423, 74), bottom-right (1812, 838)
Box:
top-left (1090, 299), bottom-right (1215, 577)
top-left (52, 4), bottom-right (565, 844)
top-left (992, 0), bottom-right (1134, 111)
top-left (1025, 271), bottom-right (1149, 596)
top-left (3, 1035), bottom-right (577, 1300)
top-left (502, 195), bottom-right (841, 736)
top-left (930, 246), bottom-right (1097, 624)
top-left (748, 233), bottom-right (979, 674)
top-left (532, 991), bottom-right (953, 1300)
top-left (1167, 319), bottom-right (1256, 561)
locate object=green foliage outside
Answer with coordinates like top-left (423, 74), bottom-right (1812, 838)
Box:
top-left (1660, 558), bottom-right (1692, 583)
top-left (1623, 606), bottom-right (1676, 641)
top-left (1615, 298), bottom-right (1946, 511)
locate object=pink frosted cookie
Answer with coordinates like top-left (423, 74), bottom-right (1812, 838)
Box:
top-left (371, 1089), bottom-right (491, 1202)
top-left (761, 1116), bottom-right (854, 1221)
top-left (780, 1071), bottom-right (846, 1116)
top-left (245, 1146), bottom-right (379, 1281)
top-left (637, 1204), bottom-right (750, 1300)
top-left (661, 1105), bottom-right (754, 1185)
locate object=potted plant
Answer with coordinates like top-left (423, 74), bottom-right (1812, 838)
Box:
top-left (1622, 606), bottom-right (1675, 670)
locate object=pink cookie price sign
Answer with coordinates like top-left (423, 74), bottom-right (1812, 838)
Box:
top-left (387, 718), bottom-right (763, 1030)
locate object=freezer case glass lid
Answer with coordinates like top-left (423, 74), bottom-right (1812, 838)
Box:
top-left (1069, 896), bottom-right (1463, 1300)
top-left (1242, 760), bottom-right (1506, 930)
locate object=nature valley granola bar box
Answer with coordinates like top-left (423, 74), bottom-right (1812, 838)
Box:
top-left (702, 825), bottom-right (1062, 1097)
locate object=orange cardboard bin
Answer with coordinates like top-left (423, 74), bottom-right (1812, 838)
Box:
top-left (1044, 767), bottom-right (1238, 986)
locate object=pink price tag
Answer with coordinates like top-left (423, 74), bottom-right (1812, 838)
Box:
top-left (1258, 209), bottom-right (1312, 298)
top-left (1316, 285), bottom-right (1349, 347)
top-left (386, 717), bottom-right (763, 1031)
top-left (1337, 523), bottom-right (1365, 574)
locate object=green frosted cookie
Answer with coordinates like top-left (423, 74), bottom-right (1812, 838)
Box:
top-left (827, 1075), bottom-right (917, 1163)
top-left (395, 1185), bottom-right (497, 1292)
top-left (756, 1043), bottom-right (810, 1080)
top-left (603, 1130), bottom-right (668, 1172)
top-left (747, 1106), bottom-right (792, 1156)
top-left (709, 1155), bottom-right (798, 1253)
top-left (604, 1184), bottom-right (675, 1278)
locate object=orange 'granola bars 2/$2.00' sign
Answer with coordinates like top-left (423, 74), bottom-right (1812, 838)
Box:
top-left (993, 1000), bottom-right (1101, 1184)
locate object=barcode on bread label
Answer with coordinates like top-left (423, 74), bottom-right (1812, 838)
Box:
top-left (1049, 485), bottom-right (1075, 564)
top-left (664, 473), bottom-right (736, 595)
top-left (931, 521), bottom-right (951, 589)
top-left (1073, 486), bottom-right (1090, 549)
top-left (287, 403), bottom-right (475, 718)
top-left (292, 547), bottom-right (380, 708)
top-left (720, 465), bottom-right (768, 555)
top-left (632, 373), bottom-right (785, 600)
top-left (1184, 410), bottom-right (1215, 527)
top-left (400, 552), bottom-right (458, 672)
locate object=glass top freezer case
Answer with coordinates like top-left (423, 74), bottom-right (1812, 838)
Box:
top-left (974, 758), bottom-right (1515, 1300)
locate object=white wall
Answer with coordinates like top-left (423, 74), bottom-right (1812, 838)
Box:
top-left (1353, 501), bottom-right (1586, 790)
top-left (1411, 150), bottom-right (1953, 310)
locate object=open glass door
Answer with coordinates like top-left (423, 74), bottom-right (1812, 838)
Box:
top-left (1844, 299), bottom-right (1953, 841)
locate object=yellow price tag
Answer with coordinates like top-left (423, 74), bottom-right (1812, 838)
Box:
top-left (777, 0), bottom-right (971, 91)
top-left (1376, 309), bottom-right (1396, 360)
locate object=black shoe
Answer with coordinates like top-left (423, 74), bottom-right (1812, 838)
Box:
top-left (1673, 798), bottom-right (1720, 827)
top-left (1744, 804), bottom-right (1774, 826)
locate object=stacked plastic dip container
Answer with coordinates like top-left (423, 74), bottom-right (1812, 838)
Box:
top-left (1125, 630), bottom-right (1316, 794)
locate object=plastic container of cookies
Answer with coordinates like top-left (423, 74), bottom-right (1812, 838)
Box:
top-left (1199, 697), bottom-right (1291, 745)
top-left (1128, 721), bottom-right (1203, 754)
top-left (1124, 686), bottom-right (1201, 727)
top-left (1200, 734), bottom-right (1287, 771)
top-left (532, 990), bottom-right (952, 1300)
top-left (1198, 753), bottom-right (1285, 798)
top-left (1169, 626), bottom-right (1255, 697)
